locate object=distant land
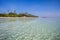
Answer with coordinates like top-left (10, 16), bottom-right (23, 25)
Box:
top-left (0, 11), bottom-right (38, 17)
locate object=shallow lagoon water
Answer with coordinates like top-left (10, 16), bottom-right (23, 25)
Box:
top-left (0, 17), bottom-right (60, 40)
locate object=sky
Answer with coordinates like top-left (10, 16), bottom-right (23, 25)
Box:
top-left (0, 0), bottom-right (60, 17)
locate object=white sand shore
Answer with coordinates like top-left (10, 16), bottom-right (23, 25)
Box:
top-left (0, 17), bottom-right (39, 18)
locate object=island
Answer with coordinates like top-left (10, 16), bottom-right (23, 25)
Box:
top-left (0, 11), bottom-right (38, 17)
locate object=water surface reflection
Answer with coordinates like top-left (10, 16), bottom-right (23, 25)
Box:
top-left (0, 17), bottom-right (60, 40)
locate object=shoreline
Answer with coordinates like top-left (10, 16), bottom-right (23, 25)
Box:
top-left (0, 17), bottom-right (39, 18)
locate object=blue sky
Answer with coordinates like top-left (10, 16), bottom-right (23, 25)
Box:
top-left (0, 0), bottom-right (60, 17)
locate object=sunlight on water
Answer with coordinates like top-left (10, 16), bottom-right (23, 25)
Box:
top-left (0, 17), bottom-right (60, 40)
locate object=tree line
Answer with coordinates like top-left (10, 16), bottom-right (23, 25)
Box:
top-left (0, 12), bottom-right (38, 17)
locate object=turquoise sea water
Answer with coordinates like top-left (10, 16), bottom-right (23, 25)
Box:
top-left (0, 17), bottom-right (60, 40)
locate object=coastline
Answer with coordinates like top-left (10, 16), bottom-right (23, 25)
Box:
top-left (0, 17), bottom-right (39, 19)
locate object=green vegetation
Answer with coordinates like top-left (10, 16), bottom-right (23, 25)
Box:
top-left (0, 12), bottom-right (38, 17)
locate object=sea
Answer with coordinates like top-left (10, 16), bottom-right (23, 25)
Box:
top-left (0, 17), bottom-right (60, 40)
